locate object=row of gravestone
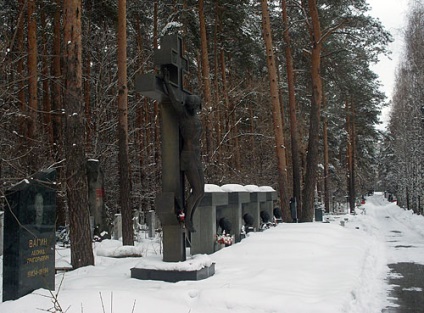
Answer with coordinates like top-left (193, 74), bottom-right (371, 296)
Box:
top-left (190, 184), bottom-right (278, 255)
top-left (1, 169), bottom-right (277, 301)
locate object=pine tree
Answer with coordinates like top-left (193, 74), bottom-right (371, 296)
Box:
top-left (260, 0), bottom-right (290, 217)
top-left (118, 0), bottom-right (133, 246)
top-left (64, 0), bottom-right (95, 269)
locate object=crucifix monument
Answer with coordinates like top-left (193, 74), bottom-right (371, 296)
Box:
top-left (135, 34), bottom-right (204, 263)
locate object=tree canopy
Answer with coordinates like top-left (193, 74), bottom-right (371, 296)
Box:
top-left (0, 0), bottom-right (394, 235)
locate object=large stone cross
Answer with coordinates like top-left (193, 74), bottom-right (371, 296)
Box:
top-left (135, 34), bottom-right (189, 102)
top-left (135, 34), bottom-right (191, 262)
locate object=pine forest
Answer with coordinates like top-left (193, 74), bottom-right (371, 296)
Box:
top-left (1, 0), bottom-right (423, 268)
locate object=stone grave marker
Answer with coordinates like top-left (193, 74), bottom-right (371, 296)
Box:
top-left (147, 210), bottom-right (156, 238)
top-left (259, 186), bottom-right (277, 222)
top-left (135, 34), bottom-right (190, 262)
top-left (132, 34), bottom-right (213, 282)
top-left (0, 211), bottom-right (4, 256)
top-left (219, 184), bottom-right (250, 243)
top-left (87, 159), bottom-right (108, 239)
top-left (2, 169), bottom-right (56, 301)
top-left (135, 33), bottom-right (207, 261)
top-left (113, 213), bottom-right (122, 240)
top-left (191, 185), bottom-right (228, 255)
top-left (243, 185), bottom-right (266, 231)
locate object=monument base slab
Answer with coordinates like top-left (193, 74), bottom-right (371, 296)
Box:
top-left (131, 263), bottom-right (215, 282)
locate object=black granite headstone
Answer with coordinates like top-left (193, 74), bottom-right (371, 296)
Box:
top-left (2, 169), bottom-right (56, 302)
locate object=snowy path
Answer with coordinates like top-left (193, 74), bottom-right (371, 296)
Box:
top-left (363, 194), bottom-right (424, 312)
top-left (365, 195), bottom-right (424, 265)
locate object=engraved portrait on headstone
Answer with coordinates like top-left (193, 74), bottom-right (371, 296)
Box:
top-left (34, 193), bottom-right (44, 226)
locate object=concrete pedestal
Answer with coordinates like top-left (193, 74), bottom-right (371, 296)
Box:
top-left (191, 189), bottom-right (228, 255)
top-left (219, 185), bottom-right (250, 243)
top-left (131, 263), bottom-right (215, 283)
top-left (243, 191), bottom-right (267, 231)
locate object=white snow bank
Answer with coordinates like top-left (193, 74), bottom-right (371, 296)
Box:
top-left (259, 186), bottom-right (275, 191)
top-left (96, 245), bottom-right (143, 258)
top-left (204, 184), bottom-right (224, 192)
top-left (133, 254), bottom-right (213, 271)
top-left (221, 184), bottom-right (247, 192)
top-left (244, 185), bottom-right (261, 192)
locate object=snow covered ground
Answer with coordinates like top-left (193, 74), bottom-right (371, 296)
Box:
top-left (1, 192), bottom-right (424, 313)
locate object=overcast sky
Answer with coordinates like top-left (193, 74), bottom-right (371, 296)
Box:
top-left (366, 0), bottom-right (410, 128)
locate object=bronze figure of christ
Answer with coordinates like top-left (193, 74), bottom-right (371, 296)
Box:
top-left (163, 69), bottom-right (205, 232)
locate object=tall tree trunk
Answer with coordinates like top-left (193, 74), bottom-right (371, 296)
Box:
top-left (64, 0), bottom-right (94, 269)
top-left (282, 0), bottom-right (301, 219)
top-left (220, 47), bottom-right (230, 174)
top-left (302, 0), bottom-right (323, 222)
top-left (346, 99), bottom-right (352, 211)
top-left (213, 2), bottom-right (221, 167)
top-left (118, 0), bottom-right (133, 246)
top-left (83, 1), bottom-right (92, 154)
top-left (52, 0), bottom-right (62, 157)
top-left (323, 91), bottom-right (330, 213)
top-left (27, 0), bottom-right (38, 171)
top-left (153, 0), bottom-right (160, 179)
top-left (198, 0), bottom-right (213, 163)
top-left (346, 98), bottom-right (355, 213)
top-left (17, 0), bottom-right (26, 145)
top-left (41, 8), bottom-right (53, 149)
top-left (135, 14), bottom-right (148, 211)
top-left (51, 0), bottom-right (66, 227)
top-left (260, 0), bottom-right (290, 217)
top-left (350, 100), bottom-right (356, 212)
